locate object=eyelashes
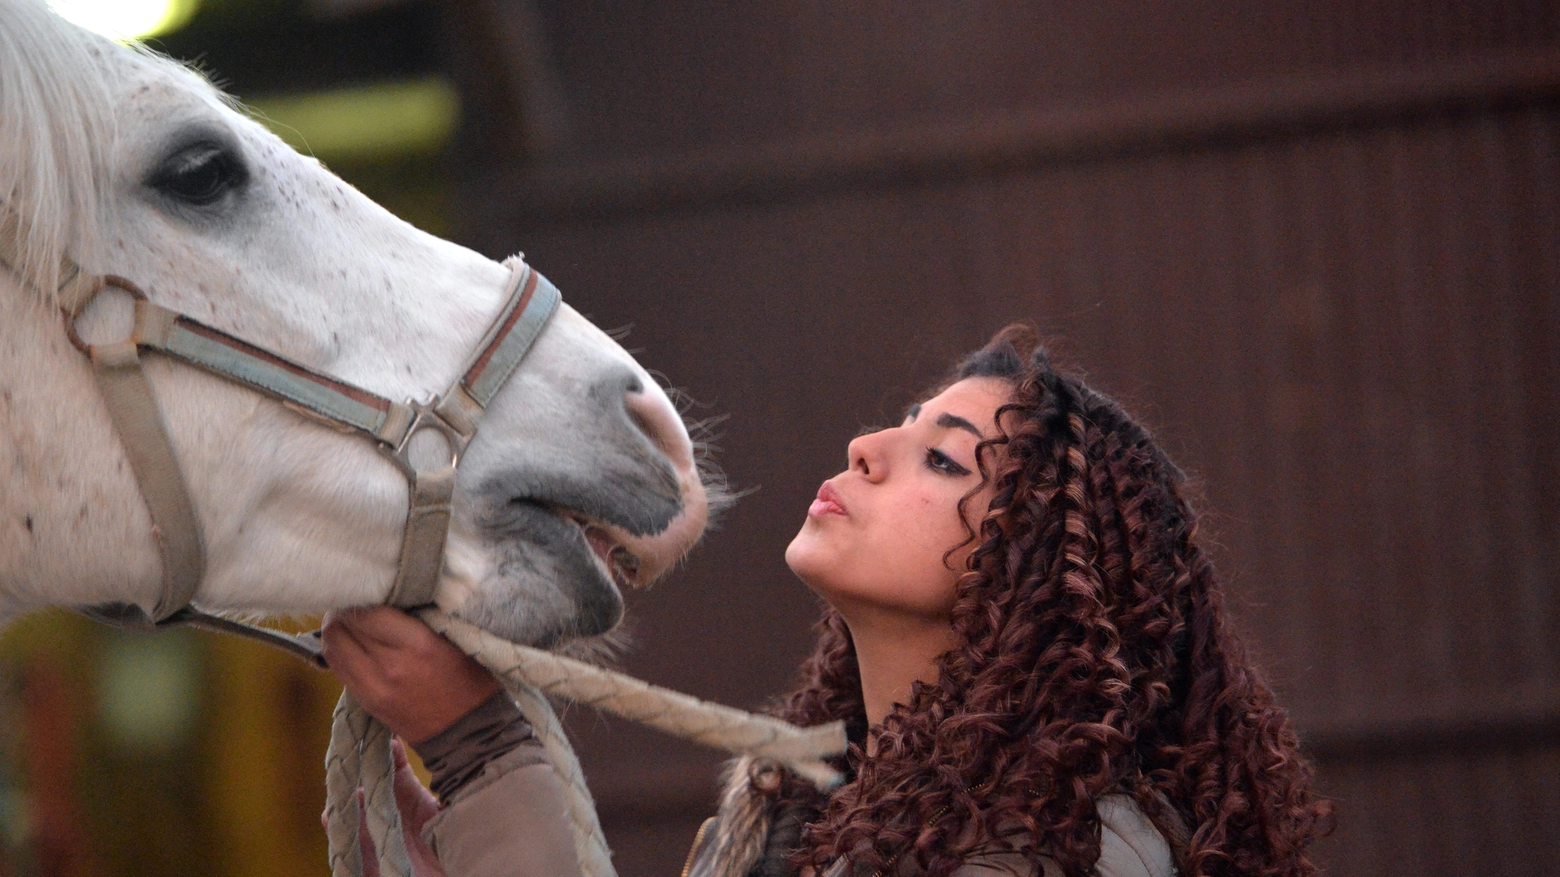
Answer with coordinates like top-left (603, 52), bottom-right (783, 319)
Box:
top-left (926, 447), bottom-right (972, 477)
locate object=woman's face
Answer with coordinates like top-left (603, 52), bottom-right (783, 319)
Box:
top-left (785, 377), bottom-right (1009, 625)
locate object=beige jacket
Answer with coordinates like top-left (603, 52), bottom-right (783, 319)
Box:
top-left (422, 744), bottom-right (582, 876)
top-left (423, 749), bottom-right (1174, 877)
top-left (683, 758), bottom-right (1175, 877)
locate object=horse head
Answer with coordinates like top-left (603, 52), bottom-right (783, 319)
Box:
top-left (0, 0), bottom-right (710, 646)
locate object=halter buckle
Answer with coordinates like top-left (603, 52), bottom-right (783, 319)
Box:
top-left (384, 396), bottom-right (471, 479)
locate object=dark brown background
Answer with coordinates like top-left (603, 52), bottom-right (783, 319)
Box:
top-left (436, 3), bottom-right (1560, 875)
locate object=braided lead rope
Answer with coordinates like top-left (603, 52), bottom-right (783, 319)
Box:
top-left (324, 694), bottom-right (365, 877)
top-left (360, 708), bottom-right (415, 877)
top-left (326, 693), bottom-right (416, 877)
top-left (418, 610), bottom-right (848, 789)
top-left (495, 674), bottom-right (616, 877)
top-left (323, 610), bottom-right (849, 877)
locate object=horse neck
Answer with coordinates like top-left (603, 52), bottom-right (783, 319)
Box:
top-left (0, 273), bottom-right (164, 620)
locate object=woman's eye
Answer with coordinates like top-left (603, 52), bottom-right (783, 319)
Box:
top-left (151, 144), bottom-right (246, 205)
top-left (925, 448), bottom-right (970, 476)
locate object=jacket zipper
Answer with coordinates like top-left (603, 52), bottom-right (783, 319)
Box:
top-left (682, 816), bottom-right (716, 877)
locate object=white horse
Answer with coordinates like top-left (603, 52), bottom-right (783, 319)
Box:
top-left (0, 0), bottom-right (710, 646)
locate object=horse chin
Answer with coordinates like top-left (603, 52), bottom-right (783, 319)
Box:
top-left (455, 503), bottom-right (626, 648)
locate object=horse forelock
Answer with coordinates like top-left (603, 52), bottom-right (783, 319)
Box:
top-left (0, 0), bottom-right (227, 307)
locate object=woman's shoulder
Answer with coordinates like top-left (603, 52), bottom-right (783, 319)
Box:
top-left (954, 795), bottom-right (1175, 877)
top-left (685, 759), bottom-right (1176, 877)
top-left (1091, 796), bottom-right (1177, 877)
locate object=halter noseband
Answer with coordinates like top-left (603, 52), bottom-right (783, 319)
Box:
top-left (53, 257), bottom-right (559, 664)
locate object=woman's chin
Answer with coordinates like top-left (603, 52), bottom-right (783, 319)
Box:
top-left (784, 548), bottom-right (851, 612)
top-left (783, 527), bottom-right (829, 585)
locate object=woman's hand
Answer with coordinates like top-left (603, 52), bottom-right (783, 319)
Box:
top-left (322, 607), bottom-right (498, 877)
top-left (321, 606), bottom-right (500, 744)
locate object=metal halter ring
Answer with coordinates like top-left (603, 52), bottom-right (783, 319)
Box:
top-left (385, 398), bottom-right (470, 478)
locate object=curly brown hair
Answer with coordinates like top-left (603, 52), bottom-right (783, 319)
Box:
top-left (766, 325), bottom-right (1332, 877)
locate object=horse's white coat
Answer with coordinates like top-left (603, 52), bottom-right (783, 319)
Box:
top-left (0, 0), bottom-right (707, 643)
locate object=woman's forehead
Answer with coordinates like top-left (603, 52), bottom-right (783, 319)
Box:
top-left (913, 378), bottom-right (1011, 432)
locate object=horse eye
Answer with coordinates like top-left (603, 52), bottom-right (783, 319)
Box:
top-left (150, 144), bottom-right (246, 206)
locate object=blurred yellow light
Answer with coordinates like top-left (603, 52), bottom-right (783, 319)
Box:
top-left (248, 78), bottom-right (461, 161)
top-left (50, 0), bottom-right (199, 40)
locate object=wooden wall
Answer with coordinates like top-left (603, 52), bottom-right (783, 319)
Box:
top-left (445, 3), bottom-right (1560, 875)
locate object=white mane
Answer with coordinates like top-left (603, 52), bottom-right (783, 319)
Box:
top-left (0, 0), bottom-right (210, 301)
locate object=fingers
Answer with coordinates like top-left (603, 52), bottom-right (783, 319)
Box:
top-left (389, 739), bottom-right (449, 877)
top-left (327, 606), bottom-right (435, 652)
top-left (391, 738), bottom-right (443, 826)
top-left (323, 608), bottom-right (501, 744)
top-left (320, 613), bottom-right (377, 693)
top-left (323, 607), bottom-right (478, 676)
top-left (321, 607), bottom-right (429, 684)
top-left (326, 759), bottom-right (447, 877)
top-left (357, 788), bottom-right (382, 877)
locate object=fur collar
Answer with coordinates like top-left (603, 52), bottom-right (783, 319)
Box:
top-left (703, 756), bottom-right (777, 877)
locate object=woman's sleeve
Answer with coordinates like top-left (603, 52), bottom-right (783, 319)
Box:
top-left (413, 692), bottom-right (583, 877)
top-left (419, 742), bottom-right (583, 877)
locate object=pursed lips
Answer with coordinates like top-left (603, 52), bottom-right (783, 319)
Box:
top-left (809, 480), bottom-right (848, 518)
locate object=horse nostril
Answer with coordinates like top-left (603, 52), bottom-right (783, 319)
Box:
top-left (624, 386), bottom-right (694, 472)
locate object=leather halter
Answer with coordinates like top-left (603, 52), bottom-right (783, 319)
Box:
top-left (44, 257), bottom-right (559, 664)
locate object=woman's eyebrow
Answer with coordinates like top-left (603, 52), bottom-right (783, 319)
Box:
top-left (905, 403), bottom-right (922, 421)
top-left (936, 412), bottom-right (983, 439)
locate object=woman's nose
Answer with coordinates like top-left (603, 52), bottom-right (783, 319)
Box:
top-left (846, 430), bottom-right (888, 481)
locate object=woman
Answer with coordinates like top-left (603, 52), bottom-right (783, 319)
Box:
top-left (323, 325), bottom-right (1332, 877)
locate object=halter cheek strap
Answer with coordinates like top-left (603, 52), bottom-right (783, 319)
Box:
top-left (387, 264), bottom-right (554, 607)
top-left (55, 258), bottom-right (559, 663)
top-left (85, 330), bottom-right (207, 621)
